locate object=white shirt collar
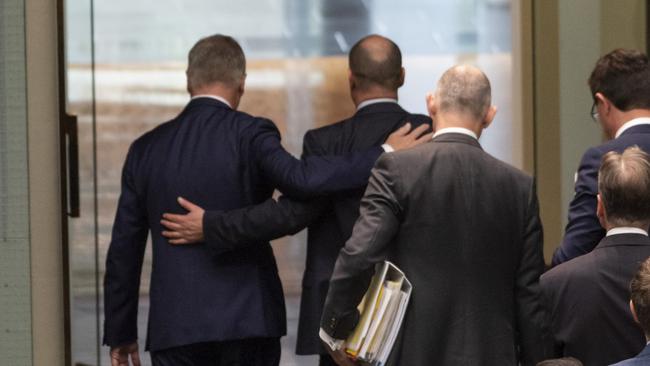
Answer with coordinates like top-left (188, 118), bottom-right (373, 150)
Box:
top-left (356, 98), bottom-right (398, 111)
top-left (606, 227), bottom-right (649, 237)
top-left (191, 94), bottom-right (232, 109)
top-left (432, 127), bottom-right (478, 140)
top-left (615, 117), bottom-right (650, 139)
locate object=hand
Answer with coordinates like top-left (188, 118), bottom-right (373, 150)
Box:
top-left (161, 197), bottom-right (205, 244)
top-left (326, 346), bottom-right (358, 366)
top-left (110, 342), bottom-right (141, 366)
top-left (384, 122), bottom-right (433, 151)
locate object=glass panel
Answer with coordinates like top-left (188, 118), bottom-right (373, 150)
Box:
top-left (66, 0), bottom-right (513, 364)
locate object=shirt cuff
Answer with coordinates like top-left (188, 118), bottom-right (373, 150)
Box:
top-left (381, 143), bottom-right (394, 153)
top-left (319, 328), bottom-right (345, 351)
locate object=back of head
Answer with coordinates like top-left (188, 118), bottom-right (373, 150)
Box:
top-left (435, 65), bottom-right (492, 121)
top-left (349, 35), bottom-right (403, 91)
top-left (631, 257), bottom-right (650, 336)
top-left (598, 146), bottom-right (650, 227)
top-left (588, 48), bottom-right (650, 111)
top-left (186, 34), bottom-right (246, 93)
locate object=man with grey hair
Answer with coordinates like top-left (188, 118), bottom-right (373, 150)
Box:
top-left (320, 65), bottom-right (551, 365)
top-left (103, 34), bottom-right (427, 366)
top-left (541, 146), bottom-right (650, 366)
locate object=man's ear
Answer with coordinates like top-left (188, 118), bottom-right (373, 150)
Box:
top-left (594, 92), bottom-right (611, 115)
top-left (348, 69), bottom-right (356, 90)
top-left (238, 75), bottom-right (246, 97)
top-left (426, 92), bottom-right (437, 120)
top-left (482, 105), bottom-right (497, 129)
top-left (596, 194), bottom-right (607, 229)
top-left (631, 300), bottom-right (641, 324)
top-left (397, 67), bottom-right (405, 88)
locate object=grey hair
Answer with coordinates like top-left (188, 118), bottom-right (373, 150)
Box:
top-left (186, 34), bottom-right (246, 92)
top-left (598, 146), bottom-right (650, 226)
top-left (435, 65), bottom-right (491, 120)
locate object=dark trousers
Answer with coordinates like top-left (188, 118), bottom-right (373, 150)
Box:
top-left (319, 354), bottom-right (336, 366)
top-left (151, 337), bottom-right (281, 366)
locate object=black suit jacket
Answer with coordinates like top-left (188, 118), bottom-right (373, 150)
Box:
top-left (102, 97), bottom-right (384, 351)
top-left (321, 133), bottom-right (551, 365)
top-left (202, 102), bottom-right (431, 354)
top-left (553, 124), bottom-right (650, 265)
top-left (541, 233), bottom-right (650, 365)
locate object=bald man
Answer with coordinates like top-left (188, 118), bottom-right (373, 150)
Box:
top-left (320, 65), bottom-right (551, 366)
top-left (160, 34), bottom-right (432, 365)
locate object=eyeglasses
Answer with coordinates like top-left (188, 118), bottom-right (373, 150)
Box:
top-left (590, 100), bottom-right (599, 123)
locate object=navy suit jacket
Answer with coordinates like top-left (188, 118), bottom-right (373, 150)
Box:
top-left (611, 343), bottom-right (650, 366)
top-left (553, 124), bottom-right (650, 266)
top-left (102, 97), bottom-right (383, 351)
top-left (200, 102), bottom-right (431, 355)
top-left (541, 233), bottom-right (650, 365)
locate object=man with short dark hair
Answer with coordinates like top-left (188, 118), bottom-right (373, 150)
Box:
top-left (613, 257), bottom-right (650, 365)
top-left (319, 65), bottom-right (551, 365)
top-left (103, 34), bottom-right (427, 366)
top-left (159, 34), bottom-right (432, 366)
top-left (541, 146), bottom-right (650, 365)
top-left (553, 48), bottom-right (650, 266)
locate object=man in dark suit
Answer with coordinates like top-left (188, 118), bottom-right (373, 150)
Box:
top-left (541, 146), bottom-right (650, 366)
top-left (103, 34), bottom-right (427, 366)
top-left (552, 49), bottom-right (650, 266)
top-left (613, 256), bottom-right (650, 366)
top-left (319, 65), bottom-right (550, 366)
top-left (160, 35), bottom-right (432, 366)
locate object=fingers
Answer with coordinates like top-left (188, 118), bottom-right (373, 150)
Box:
top-left (131, 350), bottom-right (142, 366)
top-left (414, 132), bottom-right (434, 144)
top-left (160, 219), bottom-right (182, 231)
top-left (392, 122), bottom-right (411, 136)
top-left (162, 230), bottom-right (183, 239)
top-left (169, 238), bottom-right (190, 245)
top-left (408, 123), bottom-right (429, 138)
top-left (177, 196), bottom-right (200, 212)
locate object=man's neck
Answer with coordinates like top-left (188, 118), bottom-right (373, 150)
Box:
top-left (610, 109), bottom-right (650, 138)
top-left (190, 85), bottom-right (239, 109)
top-left (435, 117), bottom-right (482, 139)
top-left (352, 89), bottom-right (398, 108)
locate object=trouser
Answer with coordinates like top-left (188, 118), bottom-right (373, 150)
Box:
top-left (319, 353), bottom-right (336, 366)
top-left (150, 337), bottom-right (281, 366)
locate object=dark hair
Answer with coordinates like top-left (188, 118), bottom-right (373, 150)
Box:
top-left (349, 35), bottom-right (402, 91)
top-left (598, 146), bottom-right (650, 226)
top-left (588, 48), bottom-right (650, 110)
top-left (436, 65), bottom-right (491, 120)
top-left (187, 34), bottom-right (246, 92)
top-left (536, 357), bottom-right (583, 366)
top-left (630, 257), bottom-right (650, 335)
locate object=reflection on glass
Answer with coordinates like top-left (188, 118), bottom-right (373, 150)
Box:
top-left (66, 1), bottom-right (512, 365)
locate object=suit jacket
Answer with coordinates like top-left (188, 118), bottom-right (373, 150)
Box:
top-left (611, 344), bottom-right (650, 366)
top-left (102, 97), bottom-right (384, 351)
top-left (202, 102), bottom-right (431, 355)
top-left (321, 133), bottom-right (551, 366)
top-left (541, 233), bottom-right (650, 366)
top-left (553, 124), bottom-right (650, 266)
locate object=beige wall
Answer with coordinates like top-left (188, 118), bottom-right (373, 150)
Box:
top-left (26, 0), bottom-right (66, 363)
top-left (527, 0), bottom-right (646, 262)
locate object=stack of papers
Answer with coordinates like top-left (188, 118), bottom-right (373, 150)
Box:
top-left (345, 261), bottom-right (412, 365)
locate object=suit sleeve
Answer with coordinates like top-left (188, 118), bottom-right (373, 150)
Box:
top-left (552, 147), bottom-right (605, 265)
top-left (516, 181), bottom-right (553, 365)
top-left (251, 119), bottom-right (383, 199)
top-left (320, 153), bottom-right (402, 339)
top-left (103, 144), bottom-right (149, 347)
top-left (201, 128), bottom-right (333, 253)
top-left (203, 196), bottom-right (329, 254)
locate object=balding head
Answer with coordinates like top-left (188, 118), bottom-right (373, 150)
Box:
top-left (349, 35), bottom-right (404, 91)
top-left (434, 65), bottom-right (492, 121)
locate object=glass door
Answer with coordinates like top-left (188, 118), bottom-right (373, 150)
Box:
top-left (62, 1), bottom-right (515, 365)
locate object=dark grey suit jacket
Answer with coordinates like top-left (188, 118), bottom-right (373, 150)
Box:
top-left (541, 233), bottom-right (650, 366)
top-left (321, 133), bottom-right (551, 366)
